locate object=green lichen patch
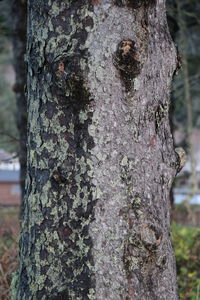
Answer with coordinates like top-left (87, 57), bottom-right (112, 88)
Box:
top-left (15, 1), bottom-right (98, 299)
top-left (155, 102), bottom-right (169, 134)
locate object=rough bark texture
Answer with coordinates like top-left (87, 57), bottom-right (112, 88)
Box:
top-left (14, 0), bottom-right (179, 299)
top-left (10, 0), bottom-right (27, 200)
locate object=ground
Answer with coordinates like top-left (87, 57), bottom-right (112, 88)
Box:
top-left (0, 205), bottom-right (199, 300)
top-left (0, 206), bottom-right (19, 300)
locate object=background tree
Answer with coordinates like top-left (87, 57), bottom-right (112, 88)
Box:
top-left (168, 0), bottom-right (200, 131)
top-left (0, 8), bottom-right (19, 153)
top-left (167, 0), bottom-right (200, 221)
top-left (10, 0), bottom-right (27, 200)
top-left (0, 0), bottom-right (27, 199)
top-left (13, 1), bottom-right (179, 299)
top-left (176, 0), bottom-right (197, 223)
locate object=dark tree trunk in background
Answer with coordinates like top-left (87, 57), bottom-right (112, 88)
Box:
top-left (10, 0), bottom-right (27, 200)
top-left (13, 1), bottom-right (179, 299)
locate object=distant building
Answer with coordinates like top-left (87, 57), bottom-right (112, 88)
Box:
top-left (0, 150), bottom-right (21, 205)
top-left (0, 169), bottom-right (21, 205)
top-left (0, 149), bottom-right (20, 171)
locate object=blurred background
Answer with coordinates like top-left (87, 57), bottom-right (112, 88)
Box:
top-left (0, 0), bottom-right (200, 299)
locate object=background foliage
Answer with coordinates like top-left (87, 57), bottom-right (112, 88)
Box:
top-left (0, 7), bottom-right (19, 153)
top-left (167, 0), bottom-right (200, 137)
top-left (0, 46), bottom-right (19, 153)
top-left (172, 222), bottom-right (200, 300)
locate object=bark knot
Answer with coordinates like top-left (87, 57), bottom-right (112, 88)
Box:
top-left (113, 40), bottom-right (141, 91)
top-left (114, 0), bottom-right (156, 9)
top-left (51, 56), bottom-right (92, 111)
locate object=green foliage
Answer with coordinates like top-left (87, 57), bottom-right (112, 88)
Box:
top-left (172, 222), bottom-right (200, 299)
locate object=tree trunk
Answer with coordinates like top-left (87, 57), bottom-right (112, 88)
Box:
top-left (10, 0), bottom-right (27, 200)
top-left (14, 1), bottom-right (179, 299)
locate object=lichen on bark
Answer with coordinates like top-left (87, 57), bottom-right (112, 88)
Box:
top-left (14, 1), bottom-right (97, 299)
top-left (14, 0), bottom-right (179, 299)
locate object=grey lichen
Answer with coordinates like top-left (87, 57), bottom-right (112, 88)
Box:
top-left (175, 147), bottom-right (187, 172)
top-left (155, 102), bottom-right (169, 133)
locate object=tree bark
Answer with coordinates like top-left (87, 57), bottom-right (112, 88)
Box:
top-left (14, 1), bottom-right (179, 299)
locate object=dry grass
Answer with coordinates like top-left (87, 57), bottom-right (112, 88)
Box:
top-left (0, 206), bottom-right (20, 300)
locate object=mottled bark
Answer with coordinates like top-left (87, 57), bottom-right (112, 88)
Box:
top-left (14, 0), bottom-right (179, 299)
top-left (10, 0), bottom-right (27, 200)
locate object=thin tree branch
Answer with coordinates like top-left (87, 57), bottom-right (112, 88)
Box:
top-left (0, 131), bottom-right (19, 142)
